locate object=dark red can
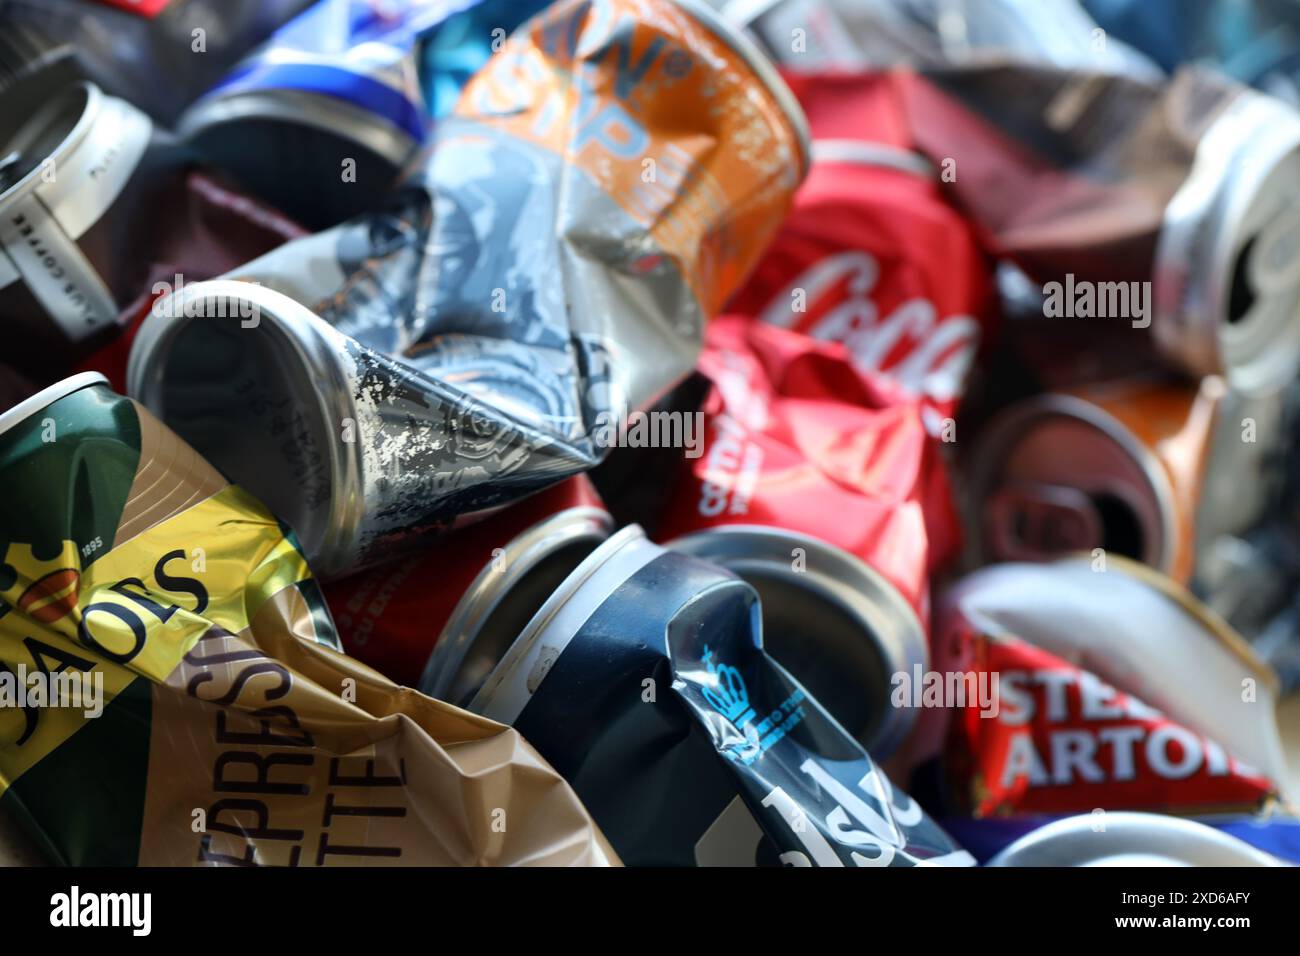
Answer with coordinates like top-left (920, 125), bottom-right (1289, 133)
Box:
top-left (325, 474), bottom-right (611, 702)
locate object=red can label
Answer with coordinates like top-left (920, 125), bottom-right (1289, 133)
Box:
top-left (657, 316), bottom-right (961, 621)
top-left (726, 73), bottom-right (992, 429)
top-left (325, 475), bottom-right (606, 687)
top-left (946, 629), bottom-right (1276, 816)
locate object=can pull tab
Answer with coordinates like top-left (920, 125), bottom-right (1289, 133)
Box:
top-left (984, 483), bottom-right (1103, 562)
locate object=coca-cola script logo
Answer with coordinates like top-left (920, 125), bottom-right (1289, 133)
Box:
top-left (756, 251), bottom-right (980, 418)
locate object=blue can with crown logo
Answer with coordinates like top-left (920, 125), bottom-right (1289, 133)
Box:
top-left (448, 523), bottom-right (974, 867)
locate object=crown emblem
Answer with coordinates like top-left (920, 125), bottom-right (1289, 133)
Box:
top-left (1, 541), bottom-right (83, 632)
top-left (700, 645), bottom-right (755, 728)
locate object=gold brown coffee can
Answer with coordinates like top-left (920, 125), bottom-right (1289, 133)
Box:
top-left (0, 373), bottom-right (615, 866)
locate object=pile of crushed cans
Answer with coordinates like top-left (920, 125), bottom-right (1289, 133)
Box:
top-left (1, 0), bottom-right (1300, 869)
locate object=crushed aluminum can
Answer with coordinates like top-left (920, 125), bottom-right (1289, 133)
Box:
top-left (932, 557), bottom-right (1289, 817)
top-left (0, 81), bottom-right (155, 360)
top-left (657, 316), bottom-right (961, 614)
top-left (0, 373), bottom-right (616, 866)
top-left (0, 78), bottom-right (306, 382)
top-left (465, 523), bottom-right (974, 867)
top-left (326, 474), bottom-right (611, 694)
top-left (666, 526), bottom-right (925, 760)
top-left (653, 318), bottom-right (952, 756)
top-left (966, 375), bottom-right (1236, 583)
top-left (724, 71), bottom-right (994, 432)
top-left (177, 0), bottom-right (452, 229)
top-left (127, 0), bottom-right (810, 579)
top-left (987, 812), bottom-right (1285, 866)
top-left (894, 64), bottom-right (1300, 395)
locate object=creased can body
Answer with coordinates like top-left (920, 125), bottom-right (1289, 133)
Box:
top-left (724, 71), bottom-right (994, 430)
top-left (894, 64), bottom-right (1300, 394)
top-left (933, 558), bottom-right (1287, 818)
top-left (326, 474), bottom-right (611, 695)
top-left (654, 317), bottom-right (952, 756)
top-left (0, 374), bottom-right (616, 866)
top-left (468, 524), bottom-right (973, 867)
top-left (128, 0), bottom-right (809, 578)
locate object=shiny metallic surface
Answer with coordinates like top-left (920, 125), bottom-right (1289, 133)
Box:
top-left (179, 86), bottom-right (417, 170)
top-left (129, 0), bottom-right (808, 579)
top-left (664, 524), bottom-right (927, 758)
top-left (945, 557), bottom-right (1290, 792)
top-left (0, 81), bottom-right (150, 341)
top-left (1156, 87), bottom-right (1300, 394)
top-left (470, 524), bottom-right (658, 723)
top-left (1195, 383), bottom-right (1288, 546)
top-left (420, 505), bottom-right (613, 708)
top-left (967, 394), bottom-right (1178, 572)
top-left (810, 138), bottom-right (936, 177)
top-left (127, 280), bottom-right (366, 577)
top-left (0, 371), bottom-right (108, 438)
top-left (988, 812), bottom-right (1285, 866)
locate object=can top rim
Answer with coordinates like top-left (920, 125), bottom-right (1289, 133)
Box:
top-left (470, 523), bottom-right (656, 722)
top-left (714, 0), bottom-right (786, 26)
top-left (988, 811), bottom-right (1281, 867)
top-left (177, 86), bottom-right (418, 169)
top-left (664, 522), bottom-right (924, 637)
top-left (966, 392), bottom-right (1179, 573)
top-left (663, 523), bottom-right (926, 757)
top-left (0, 81), bottom-right (98, 209)
top-left (1155, 87), bottom-right (1300, 391)
top-left (127, 279), bottom-right (361, 575)
top-left (0, 371), bottom-right (108, 441)
top-left (420, 504), bottom-right (614, 703)
top-left (671, 0), bottom-right (812, 179)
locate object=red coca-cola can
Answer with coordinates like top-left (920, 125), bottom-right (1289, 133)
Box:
top-left (724, 71), bottom-right (995, 431)
top-left (325, 474), bottom-right (612, 702)
top-left (658, 316), bottom-right (957, 757)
